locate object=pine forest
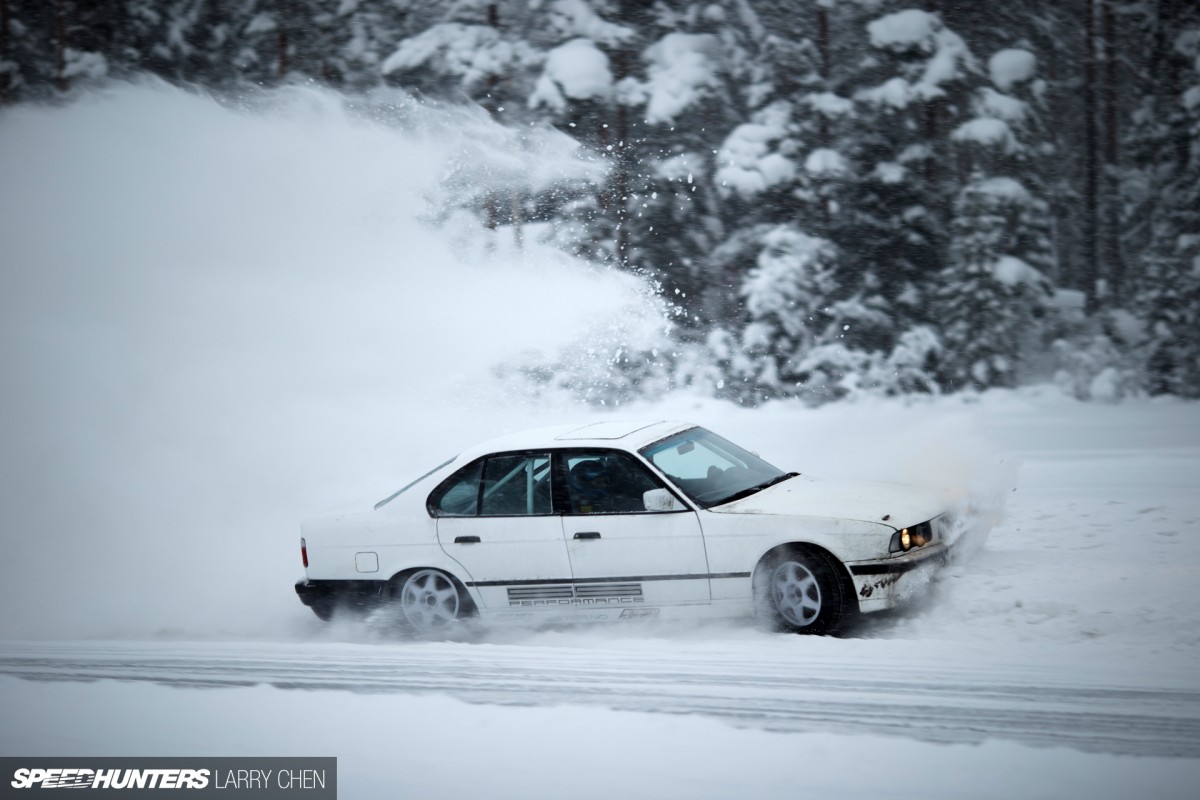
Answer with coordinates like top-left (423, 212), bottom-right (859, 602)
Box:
top-left (3, 0), bottom-right (1198, 405)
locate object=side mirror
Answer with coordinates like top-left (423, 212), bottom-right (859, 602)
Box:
top-left (643, 488), bottom-right (683, 513)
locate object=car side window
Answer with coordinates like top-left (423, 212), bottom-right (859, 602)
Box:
top-left (432, 460), bottom-right (483, 516)
top-left (481, 453), bottom-right (552, 516)
top-left (429, 453), bottom-right (552, 517)
top-left (563, 451), bottom-right (666, 514)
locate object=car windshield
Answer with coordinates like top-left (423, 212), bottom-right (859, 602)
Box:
top-left (639, 428), bottom-right (790, 508)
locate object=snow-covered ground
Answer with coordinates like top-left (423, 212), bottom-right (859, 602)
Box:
top-left (2, 84), bottom-right (1198, 797)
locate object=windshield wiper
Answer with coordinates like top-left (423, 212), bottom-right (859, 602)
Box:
top-left (717, 472), bottom-right (799, 506)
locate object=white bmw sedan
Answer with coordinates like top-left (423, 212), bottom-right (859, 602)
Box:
top-left (296, 420), bottom-right (956, 635)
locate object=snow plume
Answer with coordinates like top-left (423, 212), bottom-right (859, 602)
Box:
top-left (0, 81), bottom-right (668, 639)
top-left (781, 401), bottom-right (1014, 565)
top-left (406, 95), bottom-right (608, 221)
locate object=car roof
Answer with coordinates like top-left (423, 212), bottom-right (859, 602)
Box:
top-left (459, 420), bottom-right (694, 461)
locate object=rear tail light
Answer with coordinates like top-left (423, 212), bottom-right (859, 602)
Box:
top-left (301, 537), bottom-right (309, 568)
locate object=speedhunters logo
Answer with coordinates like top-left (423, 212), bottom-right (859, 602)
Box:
top-left (11, 768), bottom-right (210, 789)
top-left (2, 759), bottom-right (336, 797)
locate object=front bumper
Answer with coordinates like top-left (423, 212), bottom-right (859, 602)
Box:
top-left (846, 543), bottom-right (950, 613)
top-left (295, 578), bottom-right (387, 621)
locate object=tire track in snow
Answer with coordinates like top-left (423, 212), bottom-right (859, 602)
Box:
top-left (2, 640), bottom-right (1197, 758)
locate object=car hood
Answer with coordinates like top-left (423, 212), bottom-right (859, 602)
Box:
top-left (710, 474), bottom-right (949, 527)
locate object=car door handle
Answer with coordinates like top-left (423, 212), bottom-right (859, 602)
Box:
top-left (573, 531), bottom-right (601, 540)
top-left (454, 536), bottom-right (481, 544)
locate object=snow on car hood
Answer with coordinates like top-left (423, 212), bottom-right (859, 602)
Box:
top-left (712, 474), bottom-right (949, 527)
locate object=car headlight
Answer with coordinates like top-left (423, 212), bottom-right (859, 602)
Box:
top-left (889, 521), bottom-right (934, 553)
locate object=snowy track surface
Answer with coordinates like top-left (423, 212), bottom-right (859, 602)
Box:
top-left (3, 638), bottom-right (1198, 759)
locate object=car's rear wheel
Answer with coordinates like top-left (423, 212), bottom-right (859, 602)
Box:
top-left (757, 548), bottom-right (852, 635)
top-left (396, 569), bottom-right (464, 633)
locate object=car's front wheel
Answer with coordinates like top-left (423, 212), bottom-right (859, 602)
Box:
top-left (395, 569), bottom-right (466, 633)
top-left (756, 548), bottom-right (852, 635)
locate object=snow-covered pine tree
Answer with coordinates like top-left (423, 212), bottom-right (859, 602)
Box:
top-left (114, 0), bottom-right (192, 85)
top-left (3, 0), bottom-right (113, 96)
top-left (1012, 3), bottom-right (1086, 293)
top-left (952, 46), bottom-right (1056, 278)
top-left (0, 0), bottom-right (37, 101)
top-left (327, 0), bottom-right (417, 92)
top-left (238, 0), bottom-right (293, 85)
top-left (850, 6), bottom-right (981, 280)
top-left (702, 1), bottom-right (878, 402)
top-left (931, 35), bottom-right (1055, 390)
top-left (830, 7), bottom-right (979, 391)
top-left (936, 173), bottom-right (1053, 390)
top-left (380, 0), bottom-right (554, 237)
top-left (156, 0), bottom-right (260, 88)
top-left (970, 40), bottom-right (1135, 398)
top-left (854, 14), bottom-right (974, 303)
top-left (612, 2), bottom-right (744, 317)
top-left (1137, 7), bottom-right (1200, 397)
top-left (709, 0), bottom-right (856, 299)
top-left (522, 0), bottom-right (645, 263)
top-left (716, 224), bottom-right (839, 402)
top-left (381, 0), bottom-right (538, 104)
top-left (235, 0), bottom-right (363, 86)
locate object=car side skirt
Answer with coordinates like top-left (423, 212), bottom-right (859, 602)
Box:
top-left (464, 572), bottom-right (751, 588)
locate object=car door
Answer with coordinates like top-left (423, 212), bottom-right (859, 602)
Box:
top-left (433, 452), bottom-right (574, 609)
top-left (559, 449), bottom-right (711, 607)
